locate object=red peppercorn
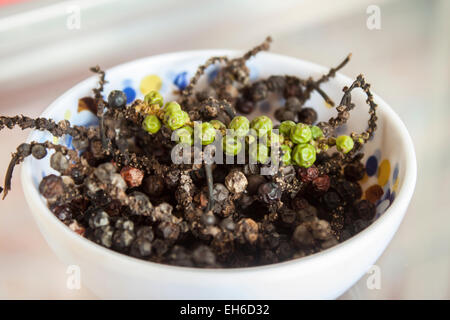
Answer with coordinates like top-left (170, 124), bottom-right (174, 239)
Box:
top-left (312, 175), bottom-right (330, 192)
top-left (298, 166), bottom-right (319, 182)
top-left (120, 166), bottom-right (144, 188)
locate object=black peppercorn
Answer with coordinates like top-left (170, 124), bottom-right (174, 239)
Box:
top-left (354, 200), bottom-right (376, 220)
top-left (107, 90), bottom-right (127, 109)
top-left (298, 107), bottom-right (318, 125)
top-left (31, 144), bottom-right (47, 159)
top-left (344, 162), bottom-right (365, 181)
top-left (258, 182), bottom-right (282, 204)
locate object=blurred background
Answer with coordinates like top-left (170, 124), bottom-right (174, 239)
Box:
top-left (0, 0), bottom-right (448, 299)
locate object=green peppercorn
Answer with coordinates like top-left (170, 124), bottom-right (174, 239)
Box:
top-left (290, 123), bottom-right (312, 144)
top-left (222, 135), bottom-right (242, 156)
top-left (249, 143), bottom-right (269, 164)
top-left (280, 144), bottom-right (292, 166)
top-left (198, 122), bottom-right (216, 145)
top-left (229, 116), bottom-right (250, 138)
top-left (174, 126), bottom-right (193, 145)
top-left (336, 135), bottom-right (354, 153)
top-left (142, 115), bottom-right (161, 134)
top-left (165, 110), bottom-right (189, 131)
top-left (292, 144), bottom-right (316, 168)
top-left (210, 119), bottom-right (227, 133)
top-left (311, 125), bottom-right (323, 139)
top-left (144, 90), bottom-right (164, 107)
top-left (164, 101), bottom-right (182, 114)
top-left (279, 120), bottom-right (296, 137)
top-left (264, 131), bottom-right (283, 147)
top-left (250, 115), bottom-right (273, 137)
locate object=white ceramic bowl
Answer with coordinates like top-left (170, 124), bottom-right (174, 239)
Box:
top-left (21, 50), bottom-right (416, 299)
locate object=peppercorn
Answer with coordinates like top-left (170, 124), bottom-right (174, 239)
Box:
top-left (142, 175), bottom-right (165, 197)
top-left (354, 199), bottom-right (376, 220)
top-left (297, 205), bottom-right (318, 223)
top-left (142, 115), bottom-right (161, 134)
top-left (94, 225), bottom-right (114, 248)
top-left (222, 135), bottom-right (242, 156)
top-left (292, 224), bottom-right (315, 248)
top-left (249, 143), bottom-right (269, 164)
top-left (246, 175), bottom-right (266, 195)
top-left (50, 151), bottom-right (69, 173)
top-left (298, 165), bottom-right (319, 182)
top-left (89, 209), bottom-right (110, 228)
top-left (258, 182), bottom-right (281, 204)
top-left (236, 98), bottom-right (255, 114)
top-left (280, 145), bottom-right (292, 166)
top-left (250, 115), bottom-right (272, 137)
top-left (192, 245), bottom-right (216, 267)
top-left (280, 207), bottom-right (297, 225)
top-left (164, 109), bottom-right (189, 131)
top-left (336, 135), bottom-right (354, 153)
top-left (197, 122), bottom-right (216, 145)
top-left (274, 108), bottom-right (296, 122)
top-left (344, 161), bottom-right (365, 181)
top-left (39, 174), bottom-right (64, 199)
top-left (208, 184), bottom-right (227, 204)
top-left (310, 220), bottom-right (332, 240)
top-left (298, 107), bottom-right (317, 125)
top-left (120, 166), bottom-right (144, 188)
top-left (312, 175), bottom-right (330, 192)
top-left (279, 120), bottom-right (296, 137)
top-left (164, 101), bottom-right (182, 113)
top-left (115, 218), bottom-right (135, 232)
top-left (321, 191), bottom-right (341, 210)
top-left (158, 221), bottom-right (180, 241)
top-left (144, 90), bottom-right (164, 107)
top-left (51, 204), bottom-right (73, 221)
top-left (130, 237), bottom-right (152, 257)
top-left (310, 125), bottom-right (323, 139)
top-left (290, 123), bottom-right (312, 144)
top-left (112, 229), bottom-right (135, 251)
top-left (335, 179), bottom-right (362, 204)
top-left (236, 218), bottom-right (259, 244)
top-left (31, 144), bottom-right (47, 159)
top-left (108, 90), bottom-right (127, 109)
top-left (229, 116), bottom-right (250, 137)
top-left (17, 143), bottom-right (31, 157)
top-left (292, 144), bottom-right (316, 168)
top-left (174, 126), bottom-right (193, 145)
top-left (225, 170), bottom-right (247, 194)
top-left (285, 97), bottom-right (302, 112)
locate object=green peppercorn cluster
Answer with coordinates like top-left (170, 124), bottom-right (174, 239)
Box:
top-left (140, 90), bottom-right (355, 168)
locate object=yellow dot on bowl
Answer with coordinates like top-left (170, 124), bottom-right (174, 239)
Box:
top-left (64, 109), bottom-right (72, 120)
top-left (52, 136), bottom-right (59, 144)
top-left (139, 75), bottom-right (162, 95)
top-left (360, 173), bottom-right (369, 184)
top-left (393, 178), bottom-right (399, 192)
top-left (377, 159), bottom-right (391, 187)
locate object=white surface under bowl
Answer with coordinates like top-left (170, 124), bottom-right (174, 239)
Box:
top-left (21, 50), bottom-right (416, 299)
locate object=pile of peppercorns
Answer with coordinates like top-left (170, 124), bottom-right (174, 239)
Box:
top-left (1, 37), bottom-right (379, 268)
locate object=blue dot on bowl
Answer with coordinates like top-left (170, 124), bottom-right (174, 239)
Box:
top-left (390, 191), bottom-right (396, 203)
top-left (173, 71), bottom-right (188, 90)
top-left (123, 87), bottom-right (136, 103)
top-left (393, 163), bottom-right (399, 181)
top-left (366, 155), bottom-right (378, 176)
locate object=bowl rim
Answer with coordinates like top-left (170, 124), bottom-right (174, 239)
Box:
top-left (20, 49), bottom-right (417, 275)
